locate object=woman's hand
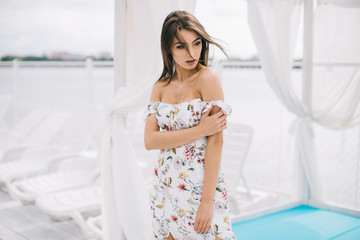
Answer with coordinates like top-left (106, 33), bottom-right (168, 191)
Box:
top-left (194, 201), bottom-right (213, 234)
top-left (198, 106), bottom-right (227, 137)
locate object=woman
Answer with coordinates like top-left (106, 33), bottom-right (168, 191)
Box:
top-left (144, 10), bottom-right (237, 240)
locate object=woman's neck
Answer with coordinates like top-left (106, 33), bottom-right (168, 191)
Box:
top-left (174, 64), bottom-right (200, 83)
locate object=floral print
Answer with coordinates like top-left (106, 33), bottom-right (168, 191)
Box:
top-left (144, 98), bottom-right (236, 240)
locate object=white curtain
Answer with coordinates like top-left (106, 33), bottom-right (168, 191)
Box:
top-left (312, 1), bottom-right (360, 128)
top-left (101, 1), bottom-right (196, 239)
top-left (247, 0), bottom-right (360, 204)
top-left (122, 0), bottom-right (197, 88)
top-left (321, 0), bottom-right (360, 8)
top-left (247, 0), bottom-right (325, 202)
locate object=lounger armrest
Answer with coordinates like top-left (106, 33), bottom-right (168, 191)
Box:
top-left (47, 157), bottom-right (98, 173)
top-left (20, 145), bottom-right (67, 159)
top-left (86, 215), bottom-right (103, 238)
top-left (45, 153), bottom-right (83, 172)
top-left (8, 181), bottom-right (34, 202)
top-left (1, 143), bottom-right (38, 162)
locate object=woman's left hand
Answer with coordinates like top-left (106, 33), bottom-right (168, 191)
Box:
top-left (194, 200), bottom-right (213, 234)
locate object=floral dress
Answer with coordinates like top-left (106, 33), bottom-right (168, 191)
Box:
top-left (143, 98), bottom-right (237, 240)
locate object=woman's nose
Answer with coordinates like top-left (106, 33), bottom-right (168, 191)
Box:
top-left (187, 47), bottom-right (195, 59)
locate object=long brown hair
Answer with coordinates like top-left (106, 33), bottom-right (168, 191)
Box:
top-left (157, 10), bottom-right (229, 86)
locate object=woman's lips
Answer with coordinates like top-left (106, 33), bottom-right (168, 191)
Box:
top-left (186, 60), bottom-right (196, 65)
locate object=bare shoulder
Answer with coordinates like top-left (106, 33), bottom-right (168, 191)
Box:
top-left (198, 67), bottom-right (224, 101)
top-left (198, 66), bottom-right (218, 79)
top-left (150, 79), bottom-right (165, 102)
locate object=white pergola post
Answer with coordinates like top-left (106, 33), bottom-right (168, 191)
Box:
top-left (12, 59), bottom-right (19, 126)
top-left (301, 0), bottom-right (314, 204)
top-left (85, 57), bottom-right (94, 105)
top-left (114, 0), bottom-right (127, 93)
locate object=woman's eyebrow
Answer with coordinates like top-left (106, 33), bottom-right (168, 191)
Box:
top-left (175, 37), bottom-right (201, 45)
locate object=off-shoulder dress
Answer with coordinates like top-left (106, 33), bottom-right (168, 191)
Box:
top-left (143, 98), bottom-right (237, 240)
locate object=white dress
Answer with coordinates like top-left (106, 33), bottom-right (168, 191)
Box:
top-left (143, 98), bottom-right (237, 240)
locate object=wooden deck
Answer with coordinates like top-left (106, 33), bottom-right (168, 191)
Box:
top-left (0, 190), bottom-right (92, 240)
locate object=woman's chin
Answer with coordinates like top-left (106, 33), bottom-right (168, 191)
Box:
top-left (183, 63), bottom-right (198, 70)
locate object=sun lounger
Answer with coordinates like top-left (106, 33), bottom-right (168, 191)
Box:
top-left (0, 111), bottom-right (71, 161)
top-left (0, 94), bottom-right (13, 134)
top-left (0, 106), bottom-right (105, 189)
top-left (86, 215), bottom-right (102, 239)
top-left (0, 107), bottom-right (51, 159)
top-left (0, 147), bottom-right (79, 188)
top-left (35, 184), bottom-right (102, 238)
top-left (222, 122), bottom-right (254, 211)
top-left (34, 157), bottom-right (153, 238)
top-left (8, 155), bottom-right (99, 203)
top-left (0, 106), bottom-right (51, 140)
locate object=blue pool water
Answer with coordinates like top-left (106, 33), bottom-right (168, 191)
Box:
top-left (232, 205), bottom-right (360, 240)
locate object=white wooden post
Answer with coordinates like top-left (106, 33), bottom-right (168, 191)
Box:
top-left (301, 0), bottom-right (314, 204)
top-left (85, 57), bottom-right (94, 105)
top-left (114, 0), bottom-right (127, 93)
top-left (12, 59), bottom-right (19, 126)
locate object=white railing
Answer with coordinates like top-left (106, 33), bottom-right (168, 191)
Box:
top-left (0, 59), bottom-right (113, 68)
top-left (2, 59), bottom-right (358, 69)
top-left (0, 59), bottom-right (298, 68)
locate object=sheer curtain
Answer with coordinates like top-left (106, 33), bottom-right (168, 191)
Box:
top-left (312, 1), bottom-right (360, 128)
top-left (247, 0), bottom-right (360, 205)
top-left (101, 1), bottom-right (196, 239)
top-left (247, 0), bottom-right (324, 203)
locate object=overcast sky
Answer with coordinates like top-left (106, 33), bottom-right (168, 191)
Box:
top-left (0, 0), bottom-right (113, 57)
top-left (0, 0), bottom-right (303, 59)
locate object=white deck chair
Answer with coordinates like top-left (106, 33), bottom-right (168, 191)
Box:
top-left (0, 106), bottom-right (51, 144)
top-left (0, 147), bottom-right (79, 188)
top-left (50, 106), bottom-right (105, 153)
top-left (8, 155), bottom-right (99, 203)
top-left (1, 105), bottom-right (105, 161)
top-left (0, 94), bottom-right (13, 134)
top-left (86, 215), bottom-right (103, 239)
top-left (84, 175), bottom-right (154, 239)
top-left (0, 111), bottom-right (71, 161)
top-left (35, 183), bottom-right (102, 238)
top-left (221, 122), bottom-right (253, 204)
top-left (0, 107), bottom-right (105, 188)
top-left (35, 158), bottom-right (153, 238)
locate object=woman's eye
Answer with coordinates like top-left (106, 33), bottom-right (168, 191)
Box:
top-left (195, 41), bottom-right (201, 46)
top-left (176, 45), bottom-right (184, 49)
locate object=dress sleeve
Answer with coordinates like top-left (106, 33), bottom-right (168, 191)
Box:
top-left (201, 100), bottom-right (232, 116)
top-left (143, 101), bottom-right (160, 122)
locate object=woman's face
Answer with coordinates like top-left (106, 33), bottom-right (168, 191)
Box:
top-left (170, 29), bottom-right (202, 71)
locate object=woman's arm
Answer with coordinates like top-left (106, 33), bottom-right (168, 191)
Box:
top-left (144, 80), bottom-right (227, 150)
top-left (194, 68), bottom-right (226, 233)
top-left (199, 68), bottom-right (225, 204)
top-left (201, 128), bottom-right (223, 203)
top-left (145, 114), bottom-right (204, 150)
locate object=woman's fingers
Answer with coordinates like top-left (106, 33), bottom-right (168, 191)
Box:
top-left (194, 221), bottom-right (198, 232)
top-left (206, 220), bottom-right (211, 232)
top-left (195, 218), bottom-right (206, 233)
top-left (198, 220), bottom-right (205, 233)
top-left (195, 218), bottom-right (205, 232)
top-left (218, 115), bottom-right (226, 128)
top-left (220, 116), bottom-right (226, 124)
top-left (197, 219), bottom-right (212, 233)
top-left (203, 220), bottom-right (211, 233)
top-left (213, 110), bottom-right (224, 118)
top-left (203, 106), bottom-right (212, 116)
